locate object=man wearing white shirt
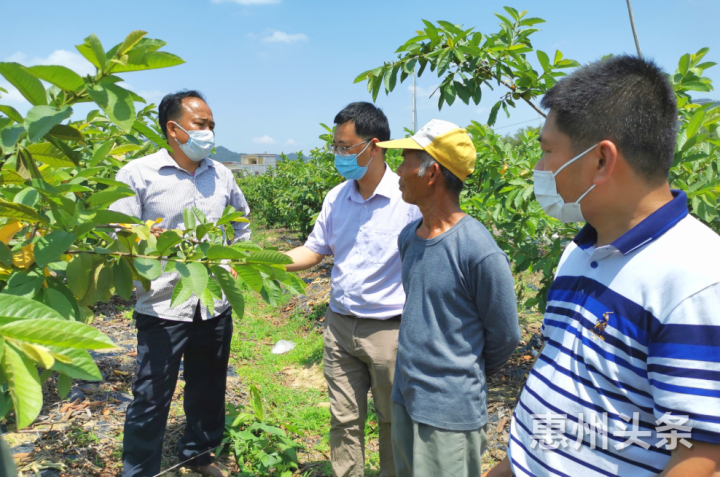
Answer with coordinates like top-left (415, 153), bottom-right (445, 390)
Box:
top-left (285, 102), bottom-right (421, 477)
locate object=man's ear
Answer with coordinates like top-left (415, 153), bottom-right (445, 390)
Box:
top-left (594, 139), bottom-right (618, 186)
top-left (426, 162), bottom-right (442, 186)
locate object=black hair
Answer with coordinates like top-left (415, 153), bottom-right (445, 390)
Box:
top-left (418, 151), bottom-right (464, 196)
top-left (541, 55), bottom-right (677, 183)
top-left (158, 90), bottom-right (207, 139)
top-left (334, 102), bottom-right (391, 142)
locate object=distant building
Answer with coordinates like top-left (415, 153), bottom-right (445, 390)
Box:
top-left (221, 152), bottom-right (277, 175)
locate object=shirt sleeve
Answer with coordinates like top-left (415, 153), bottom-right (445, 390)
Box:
top-left (474, 252), bottom-right (521, 375)
top-left (304, 194), bottom-right (333, 256)
top-left (649, 283), bottom-right (720, 445)
top-left (109, 166), bottom-right (142, 220)
top-left (229, 175), bottom-right (251, 242)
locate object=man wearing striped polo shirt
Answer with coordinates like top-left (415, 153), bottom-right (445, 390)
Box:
top-left (486, 56), bottom-right (720, 477)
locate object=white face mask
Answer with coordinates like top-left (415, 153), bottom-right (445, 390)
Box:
top-left (171, 122), bottom-right (215, 161)
top-left (533, 143), bottom-right (598, 223)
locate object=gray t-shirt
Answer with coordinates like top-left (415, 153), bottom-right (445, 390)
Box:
top-left (393, 215), bottom-right (521, 431)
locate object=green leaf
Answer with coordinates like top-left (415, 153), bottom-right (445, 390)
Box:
top-left (686, 109), bottom-right (706, 138)
top-left (192, 206), bottom-right (208, 225)
top-left (519, 17), bottom-right (545, 27)
top-left (86, 186), bottom-right (135, 207)
top-left (112, 258), bottom-right (134, 301)
top-left (488, 101), bottom-right (502, 126)
top-left (0, 62), bottom-right (47, 106)
top-left (0, 242), bottom-right (11, 266)
top-left (24, 105), bottom-right (73, 143)
top-left (678, 53), bottom-right (690, 76)
top-left (79, 34), bottom-right (107, 71)
top-left (42, 288), bottom-right (74, 320)
top-left (109, 144), bottom-right (142, 155)
top-left (58, 373), bottom-right (73, 398)
top-left (155, 230), bottom-right (182, 255)
top-left (0, 293), bottom-right (67, 327)
top-left (27, 65), bottom-right (84, 92)
top-left (35, 231), bottom-right (76, 268)
top-left (47, 124), bottom-right (84, 142)
top-left (199, 287), bottom-right (214, 316)
top-left (85, 83), bottom-right (136, 133)
top-left (0, 198), bottom-right (49, 224)
top-left (91, 209), bottom-right (142, 225)
top-left (1, 344), bottom-right (41, 429)
top-left (211, 266), bottom-right (245, 319)
top-left (132, 119), bottom-right (172, 151)
top-left (249, 385), bottom-right (265, 422)
top-left (66, 254), bottom-right (93, 300)
top-left (134, 257), bottom-right (162, 281)
top-left (0, 318), bottom-right (115, 349)
top-left (207, 276), bottom-right (223, 300)
top-left (537, 50), bottom-right (551, 72)
top-left (183, 208), bottom-right (196, 231)
top-left (206, 245), bottom-right (248, 261)
top-left (106, 49), bottom-right (185, 73)
top-left (176, 262), bottom-right (208, 296)
top-left (232, 265), bottom-right (264, 293)
top-left (246, 250), bottom-right (293, 265)
top-left (170, 279), bottom-right (193, 308)
top-left (0, 105), bottom-right (23, 123)
top-left (0, 124), bottom-right (26, 150)
top-left (117, 30), bottom-right (148, 56)
top-left (25, 143), bottom-right (75, 167)
top-left (47, 346), bottom-right (102, 381)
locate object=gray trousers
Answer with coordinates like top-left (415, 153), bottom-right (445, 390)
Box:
top-left (391, 402), bottom-right (487, 477)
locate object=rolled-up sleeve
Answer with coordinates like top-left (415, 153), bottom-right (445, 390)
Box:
top-left (304, 196), bottom-right (333, 256)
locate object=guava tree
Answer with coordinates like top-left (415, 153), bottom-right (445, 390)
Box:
top-left (356, 9), bottom-right (719, 310)
top-left (0, 30), bottom-right (304, 430)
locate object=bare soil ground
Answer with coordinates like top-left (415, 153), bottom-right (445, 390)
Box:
top-left (5, 227), bottom-right (542, 476)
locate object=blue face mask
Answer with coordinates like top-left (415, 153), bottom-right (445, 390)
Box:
top-left (334, 141), bottom-right (373, 180)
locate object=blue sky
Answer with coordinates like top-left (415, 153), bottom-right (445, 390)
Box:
top-left (1, 0), bottom-right (718, 154)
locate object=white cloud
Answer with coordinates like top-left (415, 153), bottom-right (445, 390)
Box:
top-left (4, 49), bottom-right (95, 76)
top-left (211, 0), bottom-right (281, 4)
top-left (5, 52), bottom-right (26, 63)
top-left (0, 81), bottom-right (30, 107)
top-left (253, 135), bottom-right (277, 144)
top-left (285, 139), bottom-right (299, 146)
top-left (137, 90), bottom-right (164, 103)
top-left (476, 107), bottom-right (487, 114)
top-left (262, 31), bottom-right (308, 44)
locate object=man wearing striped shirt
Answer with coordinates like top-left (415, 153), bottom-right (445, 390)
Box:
top-left (486, 56), bottom-right (720, 477)
top-left (110, 90), bottom-right (249, 477)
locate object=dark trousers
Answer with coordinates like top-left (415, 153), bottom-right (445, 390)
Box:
top-left (122, 304), bottom-right (233, 477)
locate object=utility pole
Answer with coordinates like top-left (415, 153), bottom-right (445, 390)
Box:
top-left (412, 69), bottom-right (417, 133)
top-left (626, 0), bottom-right (643, 59)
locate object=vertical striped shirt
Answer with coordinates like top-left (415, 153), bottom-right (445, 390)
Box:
top-left (109, 148), bottom-right (250, 322)
top-left (509, 191), bottom-right (720, 476)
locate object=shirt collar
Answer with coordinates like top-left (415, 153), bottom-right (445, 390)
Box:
top-left (156, 148), bottom-right (215, 175)
top-left (348, 163), bottom-right (396, 203)
top-left (574, 189), bottom-right (688, 255)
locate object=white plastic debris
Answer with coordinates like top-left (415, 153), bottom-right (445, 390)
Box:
top-left (271, 340), bottom-right (297, 355)
top-left (531, 349), bottom-right (539, 357)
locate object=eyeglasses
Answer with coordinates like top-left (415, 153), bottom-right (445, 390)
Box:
top-left (326, 140), bottom-right (371, 156)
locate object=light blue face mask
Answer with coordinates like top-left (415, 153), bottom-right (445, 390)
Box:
top-left (334, 141), bottom-right (373, 180)
top-left (171, 122), bottom-right (215, 162)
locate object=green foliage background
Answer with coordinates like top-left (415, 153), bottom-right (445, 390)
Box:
top-left (239, 9), bottom-right (720, 314)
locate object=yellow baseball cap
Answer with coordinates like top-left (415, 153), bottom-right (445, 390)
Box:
top-left (377, 119), bottom-right (476, 182)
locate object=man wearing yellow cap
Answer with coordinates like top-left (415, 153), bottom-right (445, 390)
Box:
top-left (378, 119), bottom-right (521, 477)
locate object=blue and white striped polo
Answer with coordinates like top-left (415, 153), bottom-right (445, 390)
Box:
top-left (509, 191), bottom-right (720, 477)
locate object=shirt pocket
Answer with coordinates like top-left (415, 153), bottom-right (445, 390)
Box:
top-left (365, 227), bottom-right (402, 265)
